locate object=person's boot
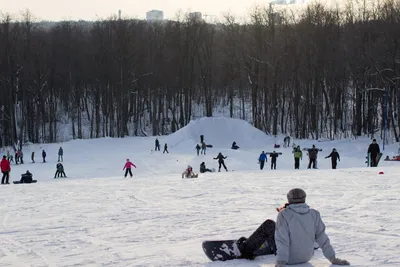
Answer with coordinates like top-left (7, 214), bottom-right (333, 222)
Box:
top-left (236, 237), bottom-right (255, 260)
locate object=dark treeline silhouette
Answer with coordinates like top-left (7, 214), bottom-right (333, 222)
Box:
top-left (1, 1), bottom-right (400, 146)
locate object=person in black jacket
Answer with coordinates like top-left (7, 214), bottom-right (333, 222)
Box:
top-left (325, 148), bottom-right (340, 169)
top-left (269, 151), bottom-right (279, 170)
top-left (155, 139), bottom-right (160, 151)
top-left (195, 144), bottom-right (201, 156)
top-left (307, 145), bottom-right (319, 169)
top-left (367, 139), bottom-right (380, 167)
top-left (200, 162), bottom-right (212, 173)
top-left (214, 152), bottom-right (228, 172)
top-left (163, 143), bottom-right (169, 154)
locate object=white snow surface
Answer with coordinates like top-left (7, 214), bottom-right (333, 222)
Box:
top-left (0, 117), bottom-right (399, 266)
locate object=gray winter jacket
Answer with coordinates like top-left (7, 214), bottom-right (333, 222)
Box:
top-left (275, 203), bottom-right (335, 265)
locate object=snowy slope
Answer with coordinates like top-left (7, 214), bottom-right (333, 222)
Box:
top-left (0, 117), bottom-right (399, 266)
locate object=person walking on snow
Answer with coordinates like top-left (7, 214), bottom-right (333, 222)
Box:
top-left (214, 152), bottom-right (228, 172)
top-left (200, 162), bottom-right (212, 173)
top-left (259, 151), bottom-right (267, 170)
top-left (58, 147), bottom-right (63, 162)
top-left (182, 165), bottom-right (197, 178)
top-left (163, 143), bottom-right (169, 154)
top-left (201, 142), bottom-right (207, 155)
top-left (196, 144), bottom-right (201, 156)
top-left (155, 138), bottom-right (160, 151)
top-left (1, 155), bottom-right (11, 184)
top-left (325, 148), bottom-right (340, 169)
top-left (307, 145), bottom-right (319, 169)
top-left (42, 150), bottom-right (47, 163)
top-left (123, 159), bottom-right (136, 178)
top-left (234, 188), bottom-right (350, 267)
top-left (31, 152), bottom-right (35, 163)
top-left (293, 146), bottom-right (302, 169)
top-left (270, 151), bottom-right (279, 170)
top-left (367, 139), bottom-right (380, 167)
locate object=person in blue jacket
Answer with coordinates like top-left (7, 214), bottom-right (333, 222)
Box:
top-left (259, 151), bottom-right (267, 170)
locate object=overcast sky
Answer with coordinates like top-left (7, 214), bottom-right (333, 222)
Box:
top-left (0, 0), bottom-right (274, 21)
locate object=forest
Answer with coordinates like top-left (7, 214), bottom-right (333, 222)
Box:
top-left (1, 0), bottom-right (400, 146)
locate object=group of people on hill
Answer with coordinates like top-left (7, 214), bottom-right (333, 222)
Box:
top-left (292, 145), bottom-right (340, 170)
top-left (258, 151), bottom-right (280, 170)
top-left (155, 139), bottom-right (169, 153)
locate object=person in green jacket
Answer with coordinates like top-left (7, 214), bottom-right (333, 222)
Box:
top-left (293, 146), bottom-right (302, 169)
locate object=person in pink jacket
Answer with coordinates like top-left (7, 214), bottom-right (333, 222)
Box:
top-left (123, 159), bottom-right (136, 178)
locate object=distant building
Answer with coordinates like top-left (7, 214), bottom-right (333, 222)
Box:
top-left (188, 12), bottom-right (202, 21)
top-left (146, 10), bottom-right (164, 21)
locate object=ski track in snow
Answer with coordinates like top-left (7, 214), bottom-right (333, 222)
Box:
top-left (0, 118), bottom-right (399, 266)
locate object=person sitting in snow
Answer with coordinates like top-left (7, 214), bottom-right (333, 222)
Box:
top-left (123, 159), bottom-right (137, 178)
top-left (20, 170), bottom-right (33, 183)
top-left (235, 188), bottom-right (350, 266)
top-left (200, 162), bottom-right (212, 173)
top-left (182, 165), bottom-right (197, 178)
top-left (231, 141), bottom-right (240, 150)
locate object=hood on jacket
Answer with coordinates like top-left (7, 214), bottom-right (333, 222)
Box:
top-left (288, 203), bottom-right (310, 215)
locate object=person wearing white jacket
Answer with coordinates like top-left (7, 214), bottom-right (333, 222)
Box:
top-left (237, 188), bottom-right (350, 266)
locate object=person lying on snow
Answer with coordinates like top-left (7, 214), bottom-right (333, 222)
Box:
top-left (182, 165), bottom-right (197, 178)
top-left (236, 188), bottom-right (350, 266)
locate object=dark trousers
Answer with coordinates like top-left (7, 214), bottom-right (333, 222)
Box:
top-left (197, 149), bottom-right (200, 156)
top-left (308, 158), bottom-right (316, 169)
top-left (163, 148), bottom-right (169, 154)
top-left (54, 170), bottom-right (66, 178)
top-left (332, 160), bottom-right (337, 169)
top-left (294, 158), bottom-right (300, 169)
top-left (201, 148), bottom-right (206, 155)
top-left (241, 219), bottom-right (276, 256)
top-left (271, 161), bottom-right (276, 170)
top-left (200, 169), bottom-right (212, 173)
top-left (43, 157), bottom-right (46, 163)
top-left (1, 171), bottom-right (9, 184)
top-left (218, 161), bottom-right (227, 171)
top-left (260, 160), bottom-right (265, 170)
top-left (58, 155), bottom-right (63, 162)
top-left (155, 145), bottom-right (160, 151)
top-left (370, 154), bottom-right (377, 167)
top-left (124, 168), bottom-right (133, 177)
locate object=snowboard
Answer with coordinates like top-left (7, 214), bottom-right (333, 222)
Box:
top-left (206, 144), bottom-right (213, 148)
top-left (265, 152), bottom-right (283, 155)
top-left (303, 148), bottom-right (323, 151)
top-left (366, 153), bottom-right (383, 166)
top-left (202, 239), bottom-right (273, 261)
top-left (13, 180), bottom-right (37, 184)
top-left (183, 174), bottom-right (198, 179)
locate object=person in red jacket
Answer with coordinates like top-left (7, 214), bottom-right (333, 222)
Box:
top-left (1, 155), bottom-right (11, 184)
top-left (123, 159), bottom-right (136, 178)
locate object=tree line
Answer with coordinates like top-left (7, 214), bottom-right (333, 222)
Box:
top-left (1, 0), bottom-right (400, 147)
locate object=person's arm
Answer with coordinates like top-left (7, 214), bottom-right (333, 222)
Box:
top-left (275, 212), bottom-right (290, 264)
top-left (314, 211), bottom-right (335, 261)
top-left (325, 153), bottom-right (332, 159)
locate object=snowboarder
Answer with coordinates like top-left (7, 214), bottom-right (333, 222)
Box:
top-left (367, 139), bottom-right (380, 167)
top-left (54, 161), bottom-right (66, 178)
top-left (325, 148), bottom-right (340, 169)
top-left (200, 162), bottom-right (212, 173)
top-left (42, 150), bottom-right (46, 163)
top-left (182, 165), bottom-right (197, 178)
top-left (58, 147), bottom-right (63, 162)
top-left (307, 145), bottom-right (319, 169)
top-left (201, 142), bottom-right (207, 155)
top-left (269, 151), bottom-right (279, 170)
top-left (20, 170), bottom-right (33, 183)
top-left (214, 152), bottom-right (228, 172)
top-left (235, 188), bottom-right (350, 267)
top-left (31, 152), bottom-right (35, 163)
top-left (195, 144), bottom-right (201, 156)
top-left (1, 155), bottom-right (11, 184)
top-left (293, 145), bottom-right (302, 169)
top-left (155, 138), bottom-right (160, 151)
top-left (123, 159), bottom-right (137, 178)
top-left (231, 141), bottom-right (239, 150)
top-left (258, 151), bottom-right (267, 170)
top-left (163, 143), bottom-right (169, 154)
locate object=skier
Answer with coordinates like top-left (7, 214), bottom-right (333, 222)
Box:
top-left (200, 162), bottom-right (212, 173)
top-left (163, 143), bottom-right (169, 154)
top-left (307, 145), bottom-right (319, 169)
top-left (201, 142), bottom-right (207, 155)
top-left (325, 148), bottom-right (340, 169)
top-left (269, 151), bottom-right (279, 170)
top-left (123, 159), bottom-right (137, 178)
top-left (155, 138), bottom-right (160, 151)
top-left (367, 139), bottom-right (380, 167)
top-left (1, 155), bottom-right (11, 184)
top-left (20, 170), bottom-right (33, 183)
top-left (42, 150), bottom-right (47, 163)
top-left (214, 152), bottom-right (228, 172)
top-left (235, 188), bottom-right (350, 266)
top-left (258, 151), bottom-right (267, 170)
top-left (231, 141), bottom-right (239, 150)
top-left (31, 152), bottom-right (35, 163)
top-left (182, 165), bottom-right (197, 178)
top-left (58, 147), bottom-right (63, 162)
top-left (293, 145), bottom-right (302, 169)
top-left (54, 161), bottom-right (66, 178)
top-left (195, 144), bottom-right (201, 156)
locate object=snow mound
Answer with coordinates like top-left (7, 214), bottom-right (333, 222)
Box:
top-left (165, 117), bottom-right (271, 149)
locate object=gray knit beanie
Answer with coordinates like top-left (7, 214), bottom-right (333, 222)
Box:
top-left (287, 188), bottom-right (307, 204)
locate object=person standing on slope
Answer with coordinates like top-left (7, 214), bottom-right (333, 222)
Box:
top-left (1, 155), bottom-right (11, 184)
top-left (58, 147), bottom-right (63, 162)
top-left (214, 152), bottom-right (228, 172)
top-left (307, 145), bottom-right (319, 169)
top-left (155, 138), bottom-right (160, 151)
top-left (163, 143), bottom-right (169, 154)
top-left (367, 139), bottom-right (380, 167)
top-left (270, 151), bottom-right (279, 170)
top-left (123, 159), bottom-right (137, 178)
top-left (42, 150), bottom-right (47, 163)
top-left (196, 144), bottom-right (201, 156)
top-left (325, 148), bottom-right (340, 169)
top-left (235, 188), bottom-right (350, 267)
top-left (259, 151), bottom-right (267, 170)
top-left (201, 142), bottom-right (207, 155)
top-left (293, 146), bottom-right (302, 169)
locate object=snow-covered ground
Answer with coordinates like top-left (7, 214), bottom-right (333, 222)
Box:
top-left (0, 117), bottom-right (399, 266)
